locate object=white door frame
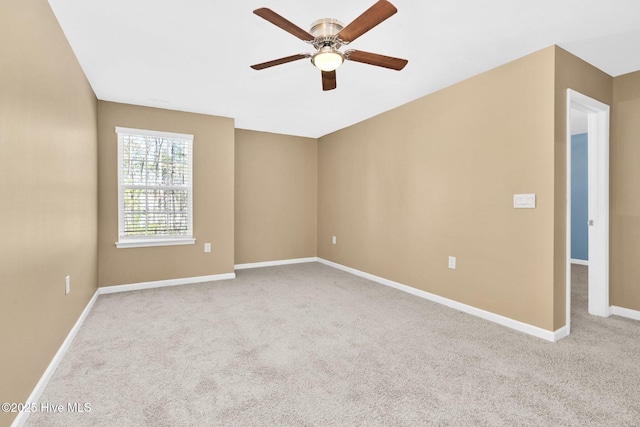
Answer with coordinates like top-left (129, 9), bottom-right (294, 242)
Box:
top-left (566, 89), bottom-right (610, 334)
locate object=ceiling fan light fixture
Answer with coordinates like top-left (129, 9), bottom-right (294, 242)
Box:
top-left (312, 47), bottom-right (344, 72)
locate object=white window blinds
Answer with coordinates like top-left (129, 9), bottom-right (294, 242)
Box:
top-left (115, 127), bottom-right (195, 248)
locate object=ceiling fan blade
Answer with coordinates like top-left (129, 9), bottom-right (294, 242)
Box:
top-left (336, 0), bottom-right (397, 43)
top-left (345, 50), bottom-right (408, 70)
top-left (251, 54), bottom-right (310, 70)
top-left (254, 8), bottom-right (315, 42)
top-left (322, 70), bottom-right (337, 91)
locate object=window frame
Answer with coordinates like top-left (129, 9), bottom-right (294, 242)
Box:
top-left (115, 126), bottom-right (195, 249)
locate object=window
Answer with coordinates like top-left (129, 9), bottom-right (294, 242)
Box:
top-left (115, 127), bottom-right (195, 248)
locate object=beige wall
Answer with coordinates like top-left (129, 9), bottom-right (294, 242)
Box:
top-left (97, 102), bottom-right (235, 286)
top-left (611, 70), bottom-right (640, 311)
top-left (235, 130), bottom-right (317, 264)
top-left (552, 47), bottom-right (613, 329)
top-left (0, 1), bottom-right (98, 425)
top-left (318, 47), bottom-right (558, 330)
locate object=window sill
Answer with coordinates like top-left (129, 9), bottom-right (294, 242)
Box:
top-left (115, 238), bottom-right (196, 249)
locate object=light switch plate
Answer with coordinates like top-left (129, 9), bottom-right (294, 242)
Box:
top-left (514, 193), bottom-right (536, 209)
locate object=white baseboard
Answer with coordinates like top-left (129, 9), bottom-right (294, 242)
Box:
top-left (553, 326), bottom-right (570, 341)
top-left (99, 272), bottom-right (236, 294)
top-left (317, 258), bottom-right (562, 342)
top-left (235, 257), bottom-right (318, 270)
top-left (11, 289), bottom-right (100, 427)
top-left (570, 258), bottom-right (589, 266)
top-left (610, 305), bottom-right (640, 321)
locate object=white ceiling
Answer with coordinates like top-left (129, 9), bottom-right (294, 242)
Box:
top-left (47, 0), bottom-right (640, 138)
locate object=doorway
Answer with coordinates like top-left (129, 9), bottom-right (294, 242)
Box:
top-left (566, 89), bottom-right (610, 335)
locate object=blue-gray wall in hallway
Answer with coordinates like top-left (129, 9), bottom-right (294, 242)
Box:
top-left (571, 133), bottom-right (588, 261)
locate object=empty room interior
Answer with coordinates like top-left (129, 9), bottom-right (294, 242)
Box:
top-left (2, 0), bottom-right (640, 426)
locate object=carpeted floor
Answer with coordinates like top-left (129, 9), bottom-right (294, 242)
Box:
top-left (25, 263), bottom-right (639, 426)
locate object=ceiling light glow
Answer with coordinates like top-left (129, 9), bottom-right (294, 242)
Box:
top-left (312, 47), bottom-right (344, 72)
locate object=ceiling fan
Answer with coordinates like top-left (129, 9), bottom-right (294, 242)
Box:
top-left (250, 0), bottom-right (408, 91)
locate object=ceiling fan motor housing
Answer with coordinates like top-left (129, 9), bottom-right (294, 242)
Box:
top-left (310, 18), bottom-right (345, 49)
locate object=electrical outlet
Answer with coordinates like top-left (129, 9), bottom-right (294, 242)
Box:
top-left (65, 276), bottom-right (70, 294)
top-left (448, 256), bottom-right (456, 270)
top-left (332, 236), bottom-right (337, 245)
top-left (204, 243), bottom-right (211, 253)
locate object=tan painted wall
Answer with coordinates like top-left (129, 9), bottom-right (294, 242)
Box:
top-left (235, 130), bottom-right (317, 264)
top-left (611, 70), bottom-right (640, 311)
top-left (318, 47), bottom-right (558, 330)
top-left (0, 1), bottom-right (98, 425)
top-left (97, 102), bottom-right (235, 287)
top-left (552, 47), bottom-right (613, 329)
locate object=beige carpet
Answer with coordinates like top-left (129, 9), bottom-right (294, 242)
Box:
top-left (25, 263), bottom-right (639, 426)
